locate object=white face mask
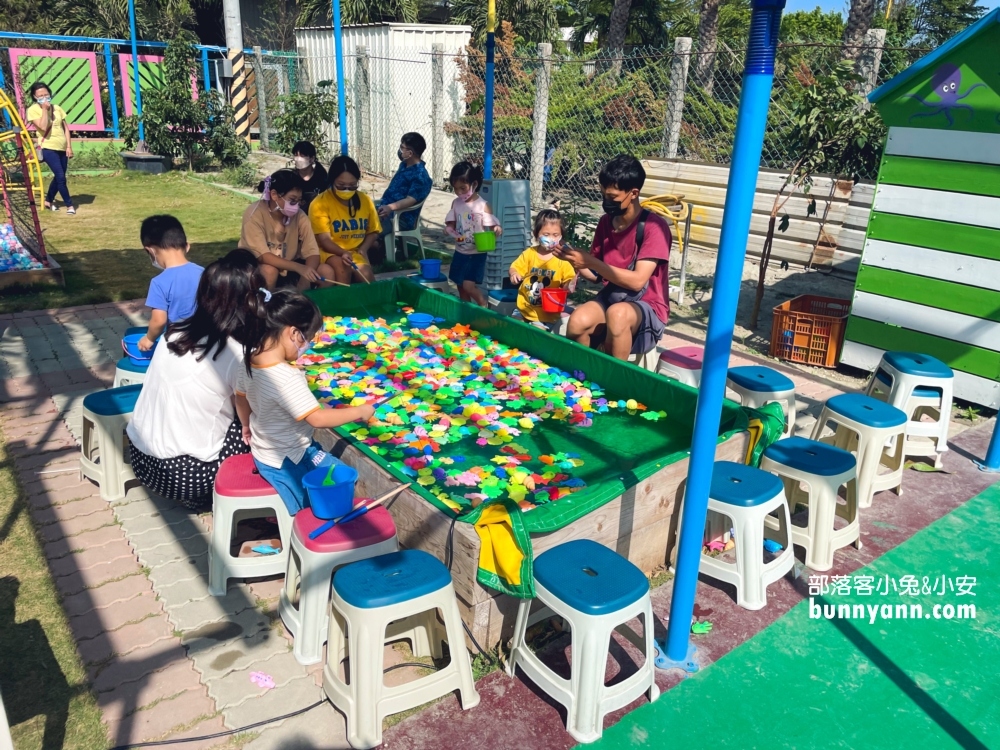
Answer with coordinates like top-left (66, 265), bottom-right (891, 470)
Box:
top-left (293, 156), bottom-right (311, 170)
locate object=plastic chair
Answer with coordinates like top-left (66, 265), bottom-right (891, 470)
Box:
top-left (406, 272), bottom-right (455, 295)
top-left (279, 506), bottom-right (398, 666)
top-left (487, 288), bottom-right (518, 317)
top-left (80, 384), bottom-right (143, 502)
top-left (656, 345), bottom-right (703, 387)
top-left (865, 352), bottom-right (953, 468)
top-left (208, 453), bottom-right (293, 596)
top-left (507, 539), bottom-right (659, 744)
top-left (761, 437), bottom-right (860, 572)
top-left (727, 365), bottom-right (797, 437)
top-left (324, 549), bottom-right (479, 749)
top-left (811, 393), bottom-right (907, 509)
top-left (113, 356), bottom-right (149, 388)
top-left (386, 200), bottom-right (426, 262)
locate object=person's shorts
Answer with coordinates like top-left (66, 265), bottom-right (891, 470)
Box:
top-left (320, 250), bottom-right (369, 268)
top-left (253, 441), bottom-right (341, 516)
top-left (448, 251), bottom-right (487, 286)
top-left (591, 296), bottom-right (666, 356)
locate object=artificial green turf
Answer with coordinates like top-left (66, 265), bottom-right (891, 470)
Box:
top-left (587, 484), bottom-right (999, 749)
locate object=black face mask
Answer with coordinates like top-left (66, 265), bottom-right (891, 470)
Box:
top-left (397, 149), bottom-right (405, 161)
top-left (602, 195), bottom-right (628, 217)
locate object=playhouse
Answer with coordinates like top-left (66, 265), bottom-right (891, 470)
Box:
top-left (840, 8), bottom-right (1000, 408)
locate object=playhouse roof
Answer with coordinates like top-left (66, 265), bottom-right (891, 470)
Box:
top-left (868, 7), bottom-right (1000, 104)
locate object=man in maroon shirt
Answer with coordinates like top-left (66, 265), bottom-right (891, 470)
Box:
top-left (557, 155), bottom-right (671, 361)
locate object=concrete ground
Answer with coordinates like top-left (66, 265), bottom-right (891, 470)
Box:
top-left (0, 290), bottom-right (993, 749)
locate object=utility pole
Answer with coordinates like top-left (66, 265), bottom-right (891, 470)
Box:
top-left (222, 0), bottom-right (250, 142)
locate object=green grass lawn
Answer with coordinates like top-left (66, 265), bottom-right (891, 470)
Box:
top-left (0, 429), bottom-right (108, 750)
top-left (1, 172), bottom-right (252, 314)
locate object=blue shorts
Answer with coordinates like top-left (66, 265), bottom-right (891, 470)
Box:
top-left (253, 441), bottom-right (341, 516)
top-left (448, 252), bottom-right (487, 286)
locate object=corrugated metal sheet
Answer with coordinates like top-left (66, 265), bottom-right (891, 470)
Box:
top-left (295, 24), bottom-right (471, 181)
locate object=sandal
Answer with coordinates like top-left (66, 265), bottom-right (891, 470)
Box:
top-left (66, 206), bottom-right (76, 215)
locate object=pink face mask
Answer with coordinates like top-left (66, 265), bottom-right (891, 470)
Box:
top-left (458, 185), bottom-right (476, 202)
top-left (278, 196), bottom-right (299, 218)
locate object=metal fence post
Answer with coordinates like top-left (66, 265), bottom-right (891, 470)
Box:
top-left (529, 42), bottom-right (553, 210)
top-left (660, 37), bottom-right (692, 159)
top-left (253, 46), bottom-right (270, 151)
top-left (355, 45), bottom-right (372, 170)
top-left (103, 43), bottom-right (120, 139)
top-left (431, 43), bottom-right (445, 188)
top-left (857, 28), bottom-right (886, 109)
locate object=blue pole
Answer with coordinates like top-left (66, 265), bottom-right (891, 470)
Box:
top-left (660, 0), bottom-right (786, 671)
top-left (0, 64), bottom-right (10, 129)
top-left (331, 0), bottom-right (349, 155)
top-left (127, 0), bottom-right (144, 142)
top-left (484, 30), bottom-right (495, 178)
top-left (202, 48), bottom-right (212, 93)
top-left (977, 423), bottom-right (1000, 472)
top-left (104, 43), bottom-right (120, 139)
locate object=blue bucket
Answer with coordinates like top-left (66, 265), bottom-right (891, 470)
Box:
top-left (303, 463), bottom-right (358, 520)
top-left (407, 312), bottom-right (434, 329)
top-left (122, 333), bottom-right (156, 366)
top-left (420, 258), bottom-right (442, 281)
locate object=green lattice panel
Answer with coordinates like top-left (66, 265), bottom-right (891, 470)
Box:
top-left (10, 49), bottom-right (104, 131)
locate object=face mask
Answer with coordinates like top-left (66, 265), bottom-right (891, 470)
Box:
top-left (335, 189), bottom-right (357, 201)
top-left (36, 96), bottom-right (51, 104)
top-left (278, 196), bottom-right (299, 218)
top-left (150, 259), bottom-right (162, 270)
top-left (602, 195), bottom-right (629, 217)
top-left (293, 156), bottom-right (311, 170)
top-left (294, 331), bottom-right (310, 358)
top-left (539, 235), bottom-right (561, 249)
top-left (457, 186), bottom-right (476, 202)
top-left (397, 149), bottom-right (405, 161)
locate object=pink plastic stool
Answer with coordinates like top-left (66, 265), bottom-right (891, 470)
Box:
top-left (657, 345), bottom-right (704, 387)
top-left (209, 454), bottom-right (293, 596)
top-left (279, 505), bottom-right (399, 665)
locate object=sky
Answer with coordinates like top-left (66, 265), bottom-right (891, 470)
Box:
top-left (783, 0), bottom-right (1000, 14)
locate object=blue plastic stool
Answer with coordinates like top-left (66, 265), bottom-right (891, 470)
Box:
top-left (124, 326), bottom-right (148, 338)
top-left (761, 437), bottom-right (860, 572)
top-left (507, 540), bottom-right (659, 743)
top-left (726, 365), bottom-right (797, 437)
top-left (865, 351), bottom-right (954, 468)
top-left (487, 288), bottom-right (519, 317)
top-left (80, 384), bottom-right (143, 502)
top-left (324, 550), bottom-right (479, 748)
top-left (811, 393), bottom-right (907, 509)
top-left (406, 272), bottom-right (454, 295)
top-left (113, 355), bottom-right (149, 388)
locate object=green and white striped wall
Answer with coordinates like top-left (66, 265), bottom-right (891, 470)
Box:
top-left (841, 126), bottom-right (1000, 408)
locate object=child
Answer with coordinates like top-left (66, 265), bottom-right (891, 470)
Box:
top-left (445, 161), bottom-right (502, 306)
top-left (509, 209), bottom-right (577, 330)
top-left (138, 215), bottom-right (204, 351)
top-left (235, 289), bottom-right (374, 515)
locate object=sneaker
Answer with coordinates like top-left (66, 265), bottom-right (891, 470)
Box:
top-left (45, 202), bottom-right (59, 212)
top-left (66, 206), bottom-right (76, 215)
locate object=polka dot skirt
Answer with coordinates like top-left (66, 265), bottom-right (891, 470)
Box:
top-left (129, 418), bottom-right (250, 510)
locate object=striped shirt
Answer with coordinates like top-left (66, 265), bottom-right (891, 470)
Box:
top-left (236, 362), bottom-right (321, 467)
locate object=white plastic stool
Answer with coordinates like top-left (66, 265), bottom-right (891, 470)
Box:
top-left (628, 349), bottom-right (657, 372)
top-left (487, 288), bottom-right (519, 317)
top-left (279, 505), bottom-right (398, 666)
top-left (113, 356), bottom-right (149, 387)
top-left (406, 273), bottom-right (455, 295)
top-left (656, 345), bottom-right (703, 387)
top-left (866, 351), bottom-right (953, 468)
top-left (727, 365), bottom-right (797, 437)
top-left (507, 539), bottom-right (659, 743)
top-left (324, 550), bottom-right (479, 749)
top-left (811, 393), bottom-right (907, 509)
top-left (761, 437), bottom-right (860, 572)
top-left (693, 462), bottom-right (795, 610)
top-left (209, 453), bottom-right (293, 596)
top-left (80, 385), bottom-right (143, 502)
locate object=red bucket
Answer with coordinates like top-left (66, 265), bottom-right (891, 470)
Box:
top-left (540, 287), bottom-right (568, 313)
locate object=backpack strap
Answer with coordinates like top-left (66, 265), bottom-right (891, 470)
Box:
top-left (629, 209), bottom-right (650, 271)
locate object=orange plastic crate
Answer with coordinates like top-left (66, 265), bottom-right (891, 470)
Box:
top-left (769, 294), bottom-right (850, 368)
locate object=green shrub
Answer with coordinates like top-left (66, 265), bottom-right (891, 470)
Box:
top-left (269, 82), bottom-right (339, 158)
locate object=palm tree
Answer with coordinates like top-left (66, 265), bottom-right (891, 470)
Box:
top-left (296, 0), bottom-right (419, 26)
top-left (692, 0), bottom-right (721, 94)
top-left (841, 0), bottom-right (876, 60)
top-left (448, 0), bottom-right (559, 44)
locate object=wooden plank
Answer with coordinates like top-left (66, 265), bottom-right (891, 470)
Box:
top-left (860, 240), bottom-right (1000, 293)
top-left (852, 291), bottom-right (1000, 353)
top-left (879, 155), bottom-right (1000, 199)
top-left (866, 213), bottom-right (1000, 262)
top-left (687, 223), bottom-right (861, 270)
top-left (885, 126), bottom-right (1000, 167)
top-left (844, 316), bottom-right (1000, 381)
top-left (841, 339), bottom-right (1000, 409)
top-left (873, 184), bottom-right (1000, 230)
top-left (642, 159), bottom-right (848, 196)
top-left (856, 265), bottom-right (1000, 322)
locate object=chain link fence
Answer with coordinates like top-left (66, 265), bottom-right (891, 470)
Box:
top-left (273, 38), bottom-right (927, 206)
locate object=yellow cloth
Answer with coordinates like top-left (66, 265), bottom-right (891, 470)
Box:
top-left (26, 103), bottom-right (68, 151)
top-left (308, 189), bottom-right (381, 266)
top-left (473, 503), bottom-right (524, 587)
top-left (510, 247), bottom-right (576, 323)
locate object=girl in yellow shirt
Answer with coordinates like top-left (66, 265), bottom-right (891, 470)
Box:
top-left (308, 155), bottom-right (381, 284)
top-left (26, 81), bottom-right (76, 214)
top-left (509, 209), bottom-right (577, 329)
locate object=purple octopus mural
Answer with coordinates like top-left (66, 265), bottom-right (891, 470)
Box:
top-left (904, 63), bottom-right (985, 126)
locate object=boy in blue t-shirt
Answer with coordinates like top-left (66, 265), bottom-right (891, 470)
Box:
top-left (138, 215), bottom-right (204, 351)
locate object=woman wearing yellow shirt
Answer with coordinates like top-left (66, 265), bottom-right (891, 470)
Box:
top-left (26, 81), bottom-right (76, 214)
top-left (308, 155), bottom-right (380, 285)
